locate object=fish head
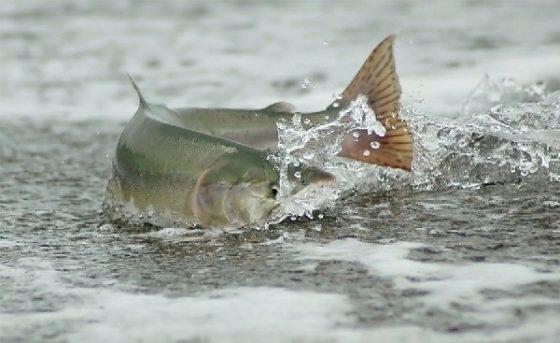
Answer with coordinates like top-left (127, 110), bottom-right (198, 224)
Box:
top-left (224, 180), bottom-right (279, 225)
top-left (226, 157), bottom-right (280, 224)
top-left (230, 164), bottom-right (338, 226)
top-left (192, 153), bottom-right (280, 228)
top-left (191, 152), bottom-right (337, 228)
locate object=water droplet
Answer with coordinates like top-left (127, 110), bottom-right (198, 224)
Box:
top-left (303, 118), bottom-right (311, 125)
top-left (370, 141), bottom-right (381, 149)
top-left (318, 213), bottom-right (324, 219)
top-left (292, 113), bottom-right (302, 125)
top-left (352, 131), bottom-right (360, 138)
top-left (363, 149), bottom-right (371, 157)
top-left (332, 102), bottom-right (339, 108)
top-left (429, 229), bottom-right (445, 236)
top-left (300, 78), bottom-right (311, 89)
top-left (292, 160), bottom-right (300, 167)
top-left (294, 171), bottom-right (301, 179)
top-left (290, 215), bottom-right (297, 221)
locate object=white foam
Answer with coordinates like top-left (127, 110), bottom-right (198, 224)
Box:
top-left (145, 227), bottom-right (200, 237)
top-left (291, 239), bottom-right (560, 338)
top-left (67, 288), bottom-right (355, 342)
top-left (292, 239), bottom-right (559, 300)
top-left (0, 259), bottom-right (354, 342)
top-left (2, 254), bottom-right (559, 342)
top-left (0, 239), bottom-right (20, 249)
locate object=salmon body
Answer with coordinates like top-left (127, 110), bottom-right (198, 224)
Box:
top-left (105, 36), bottom-right (413, 229)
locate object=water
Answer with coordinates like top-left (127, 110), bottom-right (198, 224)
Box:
top-left (2, 1), bottom-right (560, 342)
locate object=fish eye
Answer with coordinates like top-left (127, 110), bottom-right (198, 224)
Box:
top-left (271, 185), bottom-right (279, 198)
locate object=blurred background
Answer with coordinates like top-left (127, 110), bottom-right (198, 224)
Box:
top-left (2, 0), bottom-right (560, 120)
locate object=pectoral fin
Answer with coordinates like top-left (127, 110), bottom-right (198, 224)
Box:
top-left (334, 35), bottom-right (413, 171)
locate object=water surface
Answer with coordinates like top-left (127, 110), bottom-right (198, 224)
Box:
top-left (1, 1), bottom-right (560, 341)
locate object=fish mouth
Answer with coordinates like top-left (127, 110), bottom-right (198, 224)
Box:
top-left (268, 201), bottom-right (287, 223)
top-left (224, 182), bottom-right (279, 225)
top-left (268, 171), bottom-right (338, 223)
top-left (244, 197), bottom-right (279, 223)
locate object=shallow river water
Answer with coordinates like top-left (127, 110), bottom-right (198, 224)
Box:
top-left (1, 1), bottom-right (560, 342)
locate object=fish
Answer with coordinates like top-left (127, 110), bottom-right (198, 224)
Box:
top-left (105, 35), bottom-right (413, 229)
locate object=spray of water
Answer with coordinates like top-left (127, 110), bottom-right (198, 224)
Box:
top-left (269, 77), bottom-right (560, 223)
top-left (268, 95), bottom-right (409, 222)
top-left (410, 79), bottom-right (560, 190)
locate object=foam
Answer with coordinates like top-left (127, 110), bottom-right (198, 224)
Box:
top-left (292, 239), bottom-right (559, 299)
top-left (0, 239), bottom-right (20, 249)
top-left (68, 288), bottom-right (355, 342)
top-left (291, 239), bottom-right (560, 339)
top-left (2, 252), bottom-right (559, 342)
top-left (0, 259), bottom-right (353, 342)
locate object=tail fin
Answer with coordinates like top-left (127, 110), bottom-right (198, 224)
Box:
top-left (127, 73), bottom-right (148, 108)
top-left (335, 35), bottom-right (413, 171)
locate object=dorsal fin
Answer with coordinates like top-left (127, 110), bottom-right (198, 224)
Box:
top-left (126, 74), bottom-right (184, 125)
top-left (127, 73), bottom-right (148, 108)
top-left (334, 35), bottom-right (413, 171)
top-left (264, 101), bottom-right (297, 113)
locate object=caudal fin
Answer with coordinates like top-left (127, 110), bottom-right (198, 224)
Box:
top-left (335, 35), bottom-right (413, 171)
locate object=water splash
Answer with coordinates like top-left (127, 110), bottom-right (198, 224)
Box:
top-left (270, 77), bottom-right (560, 222)
top-left (461, 75), bottom-right (546, 116)
top-left (412, 78), bottom-right (560, 190)
top-left (270, 96), bottom-right (409, 221)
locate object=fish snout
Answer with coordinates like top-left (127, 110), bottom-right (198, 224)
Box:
top-left (225, 182), bottom-right (279, 225)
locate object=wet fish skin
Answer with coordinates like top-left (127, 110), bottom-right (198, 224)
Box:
top-left (106, 35), bottom-right (414, 229)
top-left (108, 88), bottom-right (283, 228)
top-left (172, 104), bottom-right (337, 151)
